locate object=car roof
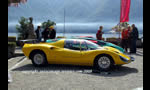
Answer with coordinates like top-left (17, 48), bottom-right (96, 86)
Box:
top-left (63, 38), bottom-right (92, 42)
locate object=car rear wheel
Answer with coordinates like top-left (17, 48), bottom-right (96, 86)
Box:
top-left (94, 54), bottom-right (114, 71)
top-left (31, 51), bottom-right (48, 67)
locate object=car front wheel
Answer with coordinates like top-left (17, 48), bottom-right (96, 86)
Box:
top-left (94, 54), bottom-right (114, 71)
top-left (31, 51), bottom-right (48, 67)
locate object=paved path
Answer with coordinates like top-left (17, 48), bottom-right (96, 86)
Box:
top-left (8, 48), bottom-right (143, 90)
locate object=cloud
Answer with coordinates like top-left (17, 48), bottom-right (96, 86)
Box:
top-left (8, 0), bottom-right (143, 33)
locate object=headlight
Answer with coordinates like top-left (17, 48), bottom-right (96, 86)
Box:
top-left (119, 55), bottom-right (129, 62)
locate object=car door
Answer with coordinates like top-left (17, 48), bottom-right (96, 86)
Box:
top-left (52, 40), bottom-right (82, 64)
top-left (80, 40), bottom-right (94, 65)
top-left (80, 40), bottom-right (101, 65)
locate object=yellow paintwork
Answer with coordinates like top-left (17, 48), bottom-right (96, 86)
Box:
top-left (22, 39), bottom-right (132, 66)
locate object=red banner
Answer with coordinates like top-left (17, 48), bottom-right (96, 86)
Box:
top-left (120, 0), bottom-right (131, 22)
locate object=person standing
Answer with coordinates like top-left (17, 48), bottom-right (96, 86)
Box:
top-left (49, 26), bottom-right (56, 39)
top-left (96, 26), bottom-right (103, 40)
top-left (27, 17), bottom-right (36, 39)
top-left (42, 27), bottom-right (51, 42)
top-left (35, 26), bottom-right (42, 42)
top-left (129, 24), bottom-right (139, 53)
top-left (121, 27), bottom-right (129, 53)
top-left (127, 26), bottom-right (132, 51)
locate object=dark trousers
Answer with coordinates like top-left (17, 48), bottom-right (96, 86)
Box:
top-left (130, 39), bottom-right (137, 53)
top-left (121, 39), bottom-right (128, 52)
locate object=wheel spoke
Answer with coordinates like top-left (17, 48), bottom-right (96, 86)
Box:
top-left (34, 54), bottom-right (43, 65)
top-left (98, 56), bottom-right (111, 69)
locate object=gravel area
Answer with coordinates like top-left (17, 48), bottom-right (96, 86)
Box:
top-left (8, 48), bottom-right (143, 90)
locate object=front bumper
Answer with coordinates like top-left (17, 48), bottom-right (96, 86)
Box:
top-left (120, 55), bottom-right (135, 63)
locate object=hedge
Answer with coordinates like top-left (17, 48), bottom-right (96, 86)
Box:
top-left (8, 36), bottom-right (16, 59)
top-left (8, 36), bottom-right (16, 42)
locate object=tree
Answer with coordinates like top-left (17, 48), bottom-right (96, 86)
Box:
top-left (16, 17), bottom-right (29, 40)
top-left (41, 20), bottom-right (56, 29)
top-left (16, 17), bottom-right (56, 40)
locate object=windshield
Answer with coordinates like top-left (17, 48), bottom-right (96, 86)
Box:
top-left (64, 39), bottom-right (100, 51)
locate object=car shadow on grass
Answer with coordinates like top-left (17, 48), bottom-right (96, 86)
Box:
top-left (12, 64), bottom-right (138, 77)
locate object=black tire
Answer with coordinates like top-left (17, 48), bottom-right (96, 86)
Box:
top-left (94, 54), bottom-right (114, 71)
top-left (30, 51), bottom-right (48, 67)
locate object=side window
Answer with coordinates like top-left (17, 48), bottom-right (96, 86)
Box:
top-left (64, 40), bottom-right (72, 49)
top-left (80, 41), bottom-right (88, 51)
top-left (64, 40), bottom-right (80, 51)
top-left (72, 40), bottom-right (80, 50)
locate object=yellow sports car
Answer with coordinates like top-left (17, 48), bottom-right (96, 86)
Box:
top-left (22, 39), bottom-right (134, 71)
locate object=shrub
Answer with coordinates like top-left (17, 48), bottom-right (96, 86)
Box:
top-left (8, 42), bottom-right (16, 59)
top-left (8, 36), bottom-right (16, 42)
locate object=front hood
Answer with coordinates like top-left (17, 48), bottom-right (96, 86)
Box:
top-left (103, 46), bottom-right (121, 53)
top-left (96, 46), bottom-right (119, 52)
top-left (97, 46), bottom-right (130, 63)
top-left (96, 47), bottom-right (106, 50)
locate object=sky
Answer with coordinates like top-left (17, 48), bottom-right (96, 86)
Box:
top-left (8, 0), bottom-right (143, 33)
